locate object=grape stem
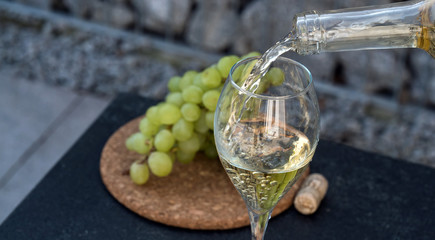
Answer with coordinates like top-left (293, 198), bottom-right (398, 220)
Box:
top-left (138, 155), bottom-right (149, 165)
top-left (138, 146), bottom-right (156, 165)
top-left (170, 147), bottom-right (178, 153)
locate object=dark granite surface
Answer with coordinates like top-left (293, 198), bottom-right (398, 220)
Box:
top-left (1, 94), bottom-right (434, 240)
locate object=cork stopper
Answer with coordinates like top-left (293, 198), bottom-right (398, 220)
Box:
top-left (294, 173), bottom-right (328, 215)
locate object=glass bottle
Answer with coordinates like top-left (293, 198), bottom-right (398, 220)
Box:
top-left (292, 0), bottom-right (435, 58)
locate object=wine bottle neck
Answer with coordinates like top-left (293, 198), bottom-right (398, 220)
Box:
top-left (294, 0), bottom-right (428, 55)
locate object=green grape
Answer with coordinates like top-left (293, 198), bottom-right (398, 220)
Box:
top-left (179, 70), bottom-right (197, 90)
top-left (130, 160), bottom-right (150, 185)
top-left (231, 64), bottom-right (244, 83)
top-left (180, 103), bottom-right (201, 122)
top-left (182, 85), bottom-right (203, 104)
top-left (178, 133), bottom-right (200, 153)
top-left (139, 117), bottom-right (159, 137)
top-left (158, 103), bottom-right (181, 125)
top-left (146, 106), bottom-right (161, 125)
top-left (125, 132), bottom-right (153, 155)
top-left (197, 132), bottom-right (208, 150)
top-left (148, 152), bottom-right (173, 177)
top-left (201, 67), bottom-right (221, 89)
top-left (217, 85), bottom-right (224, 92)
top-left (193, 74), bottom-right (210, 91)
top-left (241, 51), bottom-right (261, 59)
top-left (202, 90), bottom-right (221, 111)
top-left (165, 92), bottom-right (184, 107)
top-left (167, 151), bottom-right (176, 163)
top-left (220, 95), bottom-right (231, 111)
top-left (240, 60), bottom-right (258, 82)
top-left (204, 143), bottom-right (218, 159)
top-left (176, 150), bottom-right (196, 164)
top-left (168, 76), bottom-right (181, 92)
top-left (217, 55), bottom-right (240, 79)
top-left (154, 129), bottom-right (175, 152)
top-left (265, 67), bottom-right (285, 86)
top-left (205, 111), bottom-right (215, 130)
top-left (254, 79), bottom-right (271, 94)
top-left (205, 135), bottom-right (218, 159)
top-left (218, 107), bottom-right (231, 124)
top-left (194, 110), bottom-right (209, 134)
top-left (172, 118), bottom-right (194, 141)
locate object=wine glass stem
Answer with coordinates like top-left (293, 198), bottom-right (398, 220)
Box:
top-left (248, 210), bottom-right (273, 240)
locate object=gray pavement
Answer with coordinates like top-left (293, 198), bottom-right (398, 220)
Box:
top-left (0, 68), bottom-right (112, 224)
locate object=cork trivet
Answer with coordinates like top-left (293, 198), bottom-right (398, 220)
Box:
top-left (100, 117), bottom-right (310, 230)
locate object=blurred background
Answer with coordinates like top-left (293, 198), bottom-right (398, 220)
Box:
top-left (0, 0), bottom-right (434, 223)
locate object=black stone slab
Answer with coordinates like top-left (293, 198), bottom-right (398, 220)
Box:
top-left (1, 94), bottom-right (434, 240)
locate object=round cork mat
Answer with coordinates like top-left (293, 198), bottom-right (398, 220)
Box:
top-left (100, 117), bottom-right (310, 230)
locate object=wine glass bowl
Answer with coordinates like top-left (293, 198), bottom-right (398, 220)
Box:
top-left (214, 57), bottom-right (320, 239)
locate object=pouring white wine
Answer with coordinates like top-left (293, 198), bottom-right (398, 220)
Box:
top-left (214, 57), bottom-right (320, 240)
top-left (215, 1), bottom-right (433, 239)
top-left (243, 0), bottom-right (435, 91)
top-left (219, 119), bottom-right (314, 213)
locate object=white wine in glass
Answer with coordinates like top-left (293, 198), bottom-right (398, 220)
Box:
top-left (214, 57), bottom-right (320, 239)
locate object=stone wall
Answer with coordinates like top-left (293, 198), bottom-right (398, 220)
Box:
top-left (6, 0), bottom-right (435, 108)
top-left (0, 1), bottom-right (221, 98)
top-left (1, 0), bottom-right (434, 167)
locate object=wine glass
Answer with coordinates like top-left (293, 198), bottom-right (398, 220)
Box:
top-left (214, 56), bottom-right (320, 240)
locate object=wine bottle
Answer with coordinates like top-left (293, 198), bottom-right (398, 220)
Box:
top-left (292, 0), bottom-right (434, 58)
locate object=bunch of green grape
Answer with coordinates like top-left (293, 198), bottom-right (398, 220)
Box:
top-left (124, 53), bottom-right (256, 184)
top-left (125, 52), bottom-right (285, 185)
